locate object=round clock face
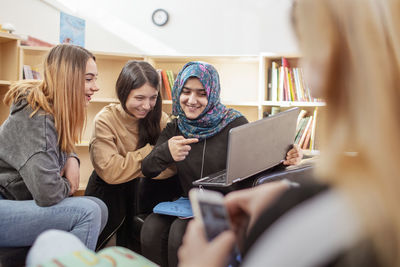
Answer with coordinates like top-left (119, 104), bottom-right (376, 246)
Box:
top-left (152, 9), bottom-right (169, 26)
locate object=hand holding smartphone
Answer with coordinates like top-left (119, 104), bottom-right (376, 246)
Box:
top-left (189, 188), bottom-right (241, 267)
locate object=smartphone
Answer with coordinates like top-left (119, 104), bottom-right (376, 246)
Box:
top-left (189, 188), bottom-right (241, 267)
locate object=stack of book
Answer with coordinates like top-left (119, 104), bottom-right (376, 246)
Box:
top-left (268, 58), bottom-right (322, 102)
top-left (23, 65), bottom-right (42, 80)
top-left (157, 69), bottom-right (175, 100)
top-left (294, 108), bottom-right (318, 150)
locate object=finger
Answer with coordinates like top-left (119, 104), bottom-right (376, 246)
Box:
top-left (180, 151), bottom-right (189, 157)
top-left (184, 220), bottom-right (205, 244)
top-left (209, 231), bottom-right (236, 265)
top-left (179, 138), bottom-right (199, 145)
top-left (171, 135), bottom-right (185, 141)
top-left (181, 145), bottom-right (192, 152)
top-left (286, 152), bottom-right (299, 159)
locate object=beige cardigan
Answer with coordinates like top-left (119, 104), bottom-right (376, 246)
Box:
top-left (89, 103), bottom-right (176, 184)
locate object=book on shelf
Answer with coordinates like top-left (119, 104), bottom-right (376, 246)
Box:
top-left (294, 116), bottom-right (309, 145)
top-left (269, 62), bottom-right (278, 102)
top-left (31, 66), bottom-right (42, 80)
top-left (293, 107), bottom-right (319, 150)
top-left (270, 106), bottom-right (281, 116)
top-left (267, 58), bottom-right (322, 103)
top-left (158, 69), bottom-right (172, 100)
top-left (19, 35), bottom-right (54, 47)
top-left (309, 107), bottom-right (318, 150)
top-left (298, 115), bottom-right (313, 148)
top-left (23, 65), bottom-right (34, 80)
top-left (23, 65), bottom-right (42, 80)
top-left (166, 70), bottom-right (175, 92)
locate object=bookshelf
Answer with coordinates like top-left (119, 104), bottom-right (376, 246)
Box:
top-left (0, 33), bottom-right (19, 126)
top-left (0, 35), bottom-right (323, 190)
top-left (260, 53), bottom-right (325, 152)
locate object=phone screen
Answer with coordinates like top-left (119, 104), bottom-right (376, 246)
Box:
top-left (199, 200), bottom-right (241, 267)
top-left (199, 201), bottom-right (230, 240)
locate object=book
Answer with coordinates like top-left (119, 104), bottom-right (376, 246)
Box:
top-left (270, 62), bottom-right (278, 101)
top-left (20, 35), bottom-right (54, 47)
top-left (166, 70), bottom-right (175, 93)
top-left (298, 116), bottom-right (313, 148)
top-left (278, 66), bottom-right (285, 101)
top-left (23, 65), bottom-right (34, 79)
top-left (309, 107), bottom-right (318, 150)
top-left (161, 70), bottom-right (172, 100)
top-left (153, 197), bottom-right (193, 218)
top-left (157, 69), bottom-right (166, 99)
top-left (270, 106), bottom-right (281, 115)
top-left (294, 117), bottom-right (308, 144)
top-left (302, 123), bottom-right (312, 149)
top-left (31, 66), bottom-right (42, 80)
top-left (296, 109), bottom-right (308, 127)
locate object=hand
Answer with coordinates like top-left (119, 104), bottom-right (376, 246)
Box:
top-left (225, 181), bottom-right (290, 233)
top-left (283, 144), bottom-right (303, 165)
top-left (168, 136), bottom-right (199, 162)
top-left (61, 157), bottom-right (80, 195)
top-left (178, 219), bottom-right (235, 267)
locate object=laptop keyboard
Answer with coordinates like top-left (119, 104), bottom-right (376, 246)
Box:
top-left (201, 172), bottom-right (226, 183)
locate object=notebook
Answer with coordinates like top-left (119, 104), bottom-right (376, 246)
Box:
top-left (192, 107), bottom-right (300, 187)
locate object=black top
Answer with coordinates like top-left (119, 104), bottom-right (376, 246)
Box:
top-left (141, 116), bottom-right (248, 196)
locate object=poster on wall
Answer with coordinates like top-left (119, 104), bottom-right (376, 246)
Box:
top-left (60, 12), bottom-right (85, 47)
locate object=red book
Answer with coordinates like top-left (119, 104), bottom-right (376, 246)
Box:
top-left (161, 70), bottom-right (172, 100)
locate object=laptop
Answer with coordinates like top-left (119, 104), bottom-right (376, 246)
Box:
top-left (192, 107), bottom-right (300, 187)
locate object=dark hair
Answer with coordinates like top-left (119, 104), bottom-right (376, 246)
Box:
top-left (116, 60), bottom-right (162, 149)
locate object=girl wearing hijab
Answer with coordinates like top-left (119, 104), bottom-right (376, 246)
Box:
top-left (141, 61), bottom-right (302, 267)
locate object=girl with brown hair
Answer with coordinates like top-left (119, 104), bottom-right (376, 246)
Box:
top-left (0, 44), bottom-right (107, 250)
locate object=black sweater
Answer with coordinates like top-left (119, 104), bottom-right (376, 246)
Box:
top-left (141, 116), bottom-right (248, 196)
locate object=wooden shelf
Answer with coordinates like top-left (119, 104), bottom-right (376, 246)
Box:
top-left (0, 80), bottom-right (11, 86)
top-left (0, 32), bottom-right (20, 42)
top-left (76, 141), bottom-right (90, 147)
top-left (91, 97), bottom-right (119, 103)
top-left (262, 101), bottom-right (326, 107)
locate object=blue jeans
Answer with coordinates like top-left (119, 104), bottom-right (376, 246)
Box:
top-left (0, 194), bottom-right (108, 250)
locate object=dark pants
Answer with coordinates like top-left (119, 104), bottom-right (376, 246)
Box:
top-left (141, 213), bottom-right (190, 267)
top-left (85, 170), bottom-right (138, 251)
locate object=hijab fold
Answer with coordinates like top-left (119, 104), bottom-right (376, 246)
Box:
top-left (172, 61), bottom-right (243, 140)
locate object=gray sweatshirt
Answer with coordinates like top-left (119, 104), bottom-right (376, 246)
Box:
top-left (0, 99), bottom-right (72, 206)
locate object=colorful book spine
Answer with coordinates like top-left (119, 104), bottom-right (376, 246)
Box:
top-left (309, 107), bottom-right (318, 150)
top-left (270, 62), bottom-right (278, 101)
top-left (166, 70), bottom-right (175, 93)
top-left (298, 116), bottom-right (313, 148)
top-left (161, 70), bottom-right (172, 100)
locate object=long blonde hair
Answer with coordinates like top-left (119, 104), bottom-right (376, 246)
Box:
top-left (4, 44), bottom-right (95, 153)
top-left (294, 0), bottom-right (400, 265)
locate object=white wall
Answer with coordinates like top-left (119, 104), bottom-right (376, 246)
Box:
top-left (0, 0), bottom-right (299, 55)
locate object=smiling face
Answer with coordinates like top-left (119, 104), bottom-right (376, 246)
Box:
top-left (84, 58), bottom-right (99, 106)
top-left (125, 83), bottom-right (158, 119)
top-left (179, 77), bottom-right (208, 120)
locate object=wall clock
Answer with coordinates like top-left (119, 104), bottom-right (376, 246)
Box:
top-left (152, 9), bottom-right (169, 26)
